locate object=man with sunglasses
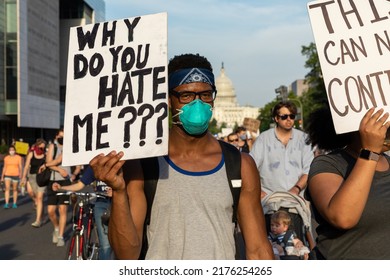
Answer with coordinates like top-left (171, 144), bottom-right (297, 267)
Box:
top-left (227, 132), bottom-right (240, 149)
top-left (90, 53), bottom-right (274, 260)
top-left (250, 101), bottom-right (314, 200)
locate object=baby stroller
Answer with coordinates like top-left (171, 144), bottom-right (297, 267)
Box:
top-left (261, 191), bottom-right (316, 259)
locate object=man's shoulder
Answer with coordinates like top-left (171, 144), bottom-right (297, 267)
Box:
top-left (292, 128), bottom-right (308, 137)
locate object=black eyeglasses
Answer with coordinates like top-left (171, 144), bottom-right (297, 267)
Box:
top-left (278, 114), bottom-right (296, 120)
top-left (170, 89), bottom-right (217, 104)
top-left (228, 138), bottom-right (239, 142)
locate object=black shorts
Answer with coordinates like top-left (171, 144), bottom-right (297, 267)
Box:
top-left (46, 179), bottom-right (72, 205)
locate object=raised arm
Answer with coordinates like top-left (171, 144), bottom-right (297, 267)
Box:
top-left (309, 108), bottom-right (390, 229)
top-left (90, 151), bottom-right (146, 259)
top-left (238, 153), bottom-right (274, 260)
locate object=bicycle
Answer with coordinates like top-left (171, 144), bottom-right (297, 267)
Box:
top-left (57, 191), bottom-right (105, 260)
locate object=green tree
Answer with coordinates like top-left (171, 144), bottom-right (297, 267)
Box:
top-left (301, 42), bottom-right (327, 115)
top-left (258, 101), bottom-right (278, 132)
top-left (208, 118), bottom-right (219, 135)
top-left (257, 42), bottom-right (327, 131)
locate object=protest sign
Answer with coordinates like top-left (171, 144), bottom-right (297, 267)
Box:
top-left (14, 141), bottom-right (29, 155)
top-left (307, 0), bottom-right (390, 134)
top-left (63, 13), bottom-right (168, 166)
top-left (243, 117), bottom-right (260, 133)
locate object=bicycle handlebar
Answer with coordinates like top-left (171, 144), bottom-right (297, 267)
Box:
top-left (56, 190), bottom-right (108, 200)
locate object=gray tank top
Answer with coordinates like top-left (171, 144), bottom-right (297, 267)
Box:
top-left (145, 156), bottom-right (236, 260)
top-left (52, 145), bottom-right (71, 181)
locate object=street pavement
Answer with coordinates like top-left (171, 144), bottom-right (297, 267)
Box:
top-left (0, 187), bottom-right (89, 260)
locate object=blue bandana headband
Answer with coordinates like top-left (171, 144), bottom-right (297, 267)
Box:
top-left (168, 68), bottom-right (215, 90)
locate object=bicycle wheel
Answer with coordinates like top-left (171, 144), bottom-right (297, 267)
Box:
top-left (84, 224), bottom-right (100, 260)
top-left (66, 231), bottom-right (84, 260)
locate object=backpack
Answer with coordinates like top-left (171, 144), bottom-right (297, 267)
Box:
top-left (138, 140), bottom-right (242, 259)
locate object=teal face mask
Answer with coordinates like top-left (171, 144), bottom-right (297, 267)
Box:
top-left (173, 99), bottom-right (213, 135)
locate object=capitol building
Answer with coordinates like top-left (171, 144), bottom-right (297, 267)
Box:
top-left (213, 64), bottom-right (260, 131)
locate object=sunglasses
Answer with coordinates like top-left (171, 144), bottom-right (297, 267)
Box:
top-left (278, 114), bottom-right (296, 120)
top-left (228, 138), bottom-right (239, 142)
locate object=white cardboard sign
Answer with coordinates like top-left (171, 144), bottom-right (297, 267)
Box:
top-left (307, 0), bottom-right (390, 134)
top-left (63, 13), bottom-right (168, 166)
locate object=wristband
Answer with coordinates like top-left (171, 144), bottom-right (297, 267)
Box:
top-left (294, 185), bottom-right (302, 192)
top-left (359, 148), bottom-right (380, 162)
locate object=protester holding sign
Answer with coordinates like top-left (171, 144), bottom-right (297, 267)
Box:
top-left (90, 53), bottom-right (274, 260)
top-left (305, 106), bottom-right (390, 259)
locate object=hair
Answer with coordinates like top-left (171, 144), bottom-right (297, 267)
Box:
top-left (34, 138), bottom-right (47, 147)
top-left (227, 132), bottom-right (238, 140)
top-left (271, 210), bottom-right (292, 227)
top-left (8, 145), bottom-right (16, 151)
top-left (305, 106), bottom-right (354, 151)
top-left (272, 101), bottom-right (297, 118)
top-left (168, 53), bottom-right (213, 75)
top-left (235, 126), bottom-right (247, 134)
top-left (55, 128), bottom-right (64, 138)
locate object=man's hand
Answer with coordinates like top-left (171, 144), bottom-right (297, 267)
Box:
top-left (89, 151), bottom-right (126, 192)
top-left (38, 164), bottom-right (45, 173)
top-left (289, 185), bottom-right (301, 196)
top-left (52, 182), bottom-right (61, 191)
top-left (58, 168), bottom-right (68, 179)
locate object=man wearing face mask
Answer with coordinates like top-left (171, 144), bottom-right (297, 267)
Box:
top-left (235, 126), bottom-right (252, 153)
top-left (43, 128), bottom-right (81, 247)
top-left (90, 53), bottom-right (274, 260)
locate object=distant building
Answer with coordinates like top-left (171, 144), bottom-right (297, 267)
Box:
top-left (289, 79), bottom-right (309, 97)
top-left (0, 0), bottom-right (105, 145)
top-left (213, 64), bottom-right (260, 134)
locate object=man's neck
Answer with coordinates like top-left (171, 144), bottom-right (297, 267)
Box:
top-left (275, 126), bottom-right (293, 146)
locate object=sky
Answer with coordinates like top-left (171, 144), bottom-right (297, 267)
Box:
top-left (104, 0), bottom-right (316, 108)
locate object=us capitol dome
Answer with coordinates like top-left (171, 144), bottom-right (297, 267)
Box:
top-left (212, 63), bottom-right (260, 134)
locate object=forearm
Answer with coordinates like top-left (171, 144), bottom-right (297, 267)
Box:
top-left (22, 165), bottom-right (29, 179)
top-left (289, 175), bottom-right (308, 195)
top-left (109, 189), bottom-right (141, 259)
top-left (58, 181), bottom-right (84, 192)
top-left (242, 208), bottom-right (275, 260)
top-left (312, 159), bottom-right (376, 229)
top-left (327, 160), bottom-right (375, 227)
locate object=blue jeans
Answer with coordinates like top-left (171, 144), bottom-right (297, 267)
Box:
top-left (94, 199), bottom-right (114, 260)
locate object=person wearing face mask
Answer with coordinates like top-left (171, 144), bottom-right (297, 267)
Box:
top-left (1, 145), bottom-right (23, 208)
top-left (43, 128), bottom-right (81, 247)
top-left (235, 126), bottom-right (252, 153)
top-left (89, 53), bottom-right (274, 260)
top-left (21, 138), bottom-right (47, 227)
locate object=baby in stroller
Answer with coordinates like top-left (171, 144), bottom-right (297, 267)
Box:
top-left (262, 191), bottom-right (315, 260)
top-left (268, 210), bottom-right (310, 259)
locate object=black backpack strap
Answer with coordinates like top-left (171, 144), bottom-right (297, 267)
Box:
top-left (53, 144), bottom-right (57, 160)
top-left (138, 157), bottom-right (159, 260)
top-left (218, 140), bottom-right (242, 224)
top-left (140, 157), bottom-right (159, 226)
